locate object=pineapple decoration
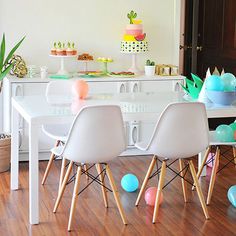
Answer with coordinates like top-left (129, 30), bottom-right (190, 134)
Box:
top-left (6, 55), bottom-right (28, 78)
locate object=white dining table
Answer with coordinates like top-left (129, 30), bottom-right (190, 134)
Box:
top-left (11, 92), bottom-right (236, 224)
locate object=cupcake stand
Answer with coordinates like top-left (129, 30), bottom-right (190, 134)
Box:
top-left (50, 55), bottom-right (77, 75)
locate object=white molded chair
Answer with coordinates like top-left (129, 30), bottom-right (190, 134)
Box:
top-left (194, 131), bottom-right (236, 205)
top-left (135, 102), bottom-right (210, 223)
top-left (52, 105), bottom-right (127, 231)
top-left (41, 80), bottom-right (73, 185)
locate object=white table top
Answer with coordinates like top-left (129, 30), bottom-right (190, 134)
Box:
top-left (12, 92), bottom-right (236, 124)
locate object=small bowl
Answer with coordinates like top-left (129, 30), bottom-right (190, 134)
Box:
top-left (206, 90), bottom-right (236, 105)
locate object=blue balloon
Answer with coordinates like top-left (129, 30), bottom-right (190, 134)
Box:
top-left (228, 185), bottom-right (236, 207)
top-left (215, 125), bottom-right (234, 142)
top-left (205, 75), bottom-right (224, 91)
top-left (221, 73), bottom-right (236, 91)
top-left (121, 174), bottom-right (139, 192)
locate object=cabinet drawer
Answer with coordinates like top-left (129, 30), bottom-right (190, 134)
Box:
top-left (140, 80), bottom-right (182, 92)
top-left (88, 81), bottom-right (128, 94)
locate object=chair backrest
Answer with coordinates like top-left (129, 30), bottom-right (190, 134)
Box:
top-left (61, 105), bottom-right (126, 163)
top-left (45, 80), bottom-right (73, 96)
top-left (146, 102), bottom-right (209, 159)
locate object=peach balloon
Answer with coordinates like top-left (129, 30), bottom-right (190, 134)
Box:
top-left (72, 80), bottom-right (89, 99)
top-left (145, 187), bottom-right (163, 206)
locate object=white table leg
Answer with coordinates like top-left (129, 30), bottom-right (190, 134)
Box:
top-left (29, 123), bottom-right (39, 224)
top-left (198, 151), bottom-right (206, 177)
top-left (11, 105), bottom-right (19, 190)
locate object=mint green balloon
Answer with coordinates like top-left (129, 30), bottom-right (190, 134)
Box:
top-left (221, 73), bottom-right (236, 91)
top-left (229, 123), bottom-right (236, 131)
top-left (215, 125), bottom-right (234, 142)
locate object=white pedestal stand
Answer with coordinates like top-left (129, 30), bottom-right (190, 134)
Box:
top-left (50, 55), bottom-right (77, 75)
top-left (128, 54), bottom-right (141, 75)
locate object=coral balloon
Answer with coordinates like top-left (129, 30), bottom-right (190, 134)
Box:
top-left (72, 80), bottom-right (89, 99)
top-left (145, 187), bottom-right (163, 206)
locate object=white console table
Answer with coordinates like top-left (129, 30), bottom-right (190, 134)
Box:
top-left (3, 75), bottom-right (184, 160)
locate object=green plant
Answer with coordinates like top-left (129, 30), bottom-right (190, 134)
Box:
top-left (146, 59), bottom-right (155, 66)
top-left (0, 34), bottom-right (25, 91)
top-left (127, 10), bottom-right (137, 24)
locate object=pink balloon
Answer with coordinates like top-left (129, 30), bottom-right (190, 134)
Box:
top-left (145, 187), bottom-right (163, 206)
top-left (72, 80), bottom-right (88, 99)
top-left (206, 153), bottom-right (219, 169)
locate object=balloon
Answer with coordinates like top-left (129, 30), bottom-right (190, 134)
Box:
top-left (206, 153), bottom-right (219, 169)
top-left (230, 122), bottom-right (236, 131)
top-left (205, 75), bottom-right (224, 91)
top-left (221, 73), bottom-right (236, 91)
top-left (230, 122), bottom-right (236, 140)
top-left (145, 187), bottom-right (163, 206)
top-left (121, 174), bottom-right (139, 192)
top-left (72, 80), bottom-right (89, 99)
top-left (215, 124), bottom-right (234, 142)
top-left (228, 185), bottom-right (236, 207)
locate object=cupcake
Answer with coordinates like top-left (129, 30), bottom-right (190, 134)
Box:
top-left (56, 42), bottom-right (66, 56)
top-left (66, 42), bottom-right (74, 56)
top-left (71, 42), bottom-right (77, 55)
top-left (50, 42), bottom-right (57, 55)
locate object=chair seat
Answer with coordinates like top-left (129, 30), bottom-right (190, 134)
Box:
top-left (209, 131), bottom-right (236, 146)
top-left (135, 141), bottom-right (149, 151)
top-left (51, 145), bottom-right (64, 156)
top-left (42, 124), bottom-right (70, 142)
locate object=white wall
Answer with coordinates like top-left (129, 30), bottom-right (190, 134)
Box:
top-left (0, 0), bottom-right (181, 73)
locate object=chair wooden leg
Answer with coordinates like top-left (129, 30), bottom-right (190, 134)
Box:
top-left (84, 164), bottom-right (89, 181)
top-left (53, 161), bottom-right (73, 213)
top-left (179, 159), bottom-right (188, 203)
top-left (233, 146), bottom-right (236, 165)
top-left (135, 155), bottom-right (157, 206)
top-left (152, 160), bottom-right (166, 223)
top-left (207, 147), bottom-right (220, 205)
top-left (189, 160), bottom-right (209, 219)
top-left (96, 164), bottom-right (108, 208)
top-left (192, 146), bottom-right (211, 190)
top-left (41, 140), bottom-right (60, 185)
top-left (58, 157), bottom-right (67, 190)
top-left (106, 164), bottom-right (127, 225)
top-left (68, 166), bottom-right (82, 232)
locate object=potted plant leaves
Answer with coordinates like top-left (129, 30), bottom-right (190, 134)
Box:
top-left (0, 33), bottom-right (25, 172)
top-left (145, 59), bottom-right (156, 76)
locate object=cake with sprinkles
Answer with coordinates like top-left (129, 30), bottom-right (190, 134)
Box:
top-left (121, 10), bottom-right (148, 53)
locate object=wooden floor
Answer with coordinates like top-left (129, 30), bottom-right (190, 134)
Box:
top-left (0, 152), bottom-right (236, 236)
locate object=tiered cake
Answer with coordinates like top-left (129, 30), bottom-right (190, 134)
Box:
top-left (121, 10), bottom-right (148, 53)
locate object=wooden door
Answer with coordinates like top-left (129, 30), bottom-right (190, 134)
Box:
top-left (182, 0), bottom-right (236, 128)
top-left (197, 0), bottom-right (236, 77)
top-left (182, 0), bottom-right (236, 78)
